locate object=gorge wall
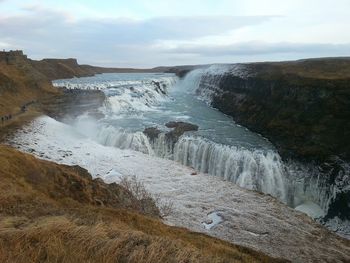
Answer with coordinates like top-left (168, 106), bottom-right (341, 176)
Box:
top-left (195, 58), bottom-right (350, 163)
top-left (187, 59), bottom-right (350, 226)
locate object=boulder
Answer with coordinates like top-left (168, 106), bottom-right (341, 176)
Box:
top-left (143, 127), bottom-right (162, 141)
top-left (165, 121), bottom-right (198, 143)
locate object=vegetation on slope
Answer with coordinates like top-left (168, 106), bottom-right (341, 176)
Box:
top-left (31, 58), bottom-right (168, 81)
top-left (0, 145), bottom-right (285, 263)
top-left (0, 51), bottom-right (59, 120)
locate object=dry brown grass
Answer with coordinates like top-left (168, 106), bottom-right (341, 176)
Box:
top-left (119, 175), bottom-right (174, 218)
top-left (0, 60), bottom-right (59, 117)
top-left (0, 145), bottom-right (287, 263)
top-left (252, 57), bottom-right (350, 80)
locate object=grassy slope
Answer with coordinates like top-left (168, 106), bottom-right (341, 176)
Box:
top-left (0, 59), bottom-right (59, 116)
top-left (266, 57), bottom-right (350, 79)
top-left (0, 145), bottom-right (284, 263)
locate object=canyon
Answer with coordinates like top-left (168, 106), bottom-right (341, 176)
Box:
top-left (1, 50), bottom-right (350, 262)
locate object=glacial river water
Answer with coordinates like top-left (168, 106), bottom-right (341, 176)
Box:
top-left (54, 73), bottom-right (289, 202)
top-left (50, 70), bottom-right (349, 238)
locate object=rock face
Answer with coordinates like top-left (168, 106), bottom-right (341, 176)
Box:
top-left (165, 121), bottom-right (199, 146)
top-left (197, 59), bottom-right (350, 163)
top-left (143, 121), bottom-right (199, 147)
top-left (42, 88), bottom-right (106, 120)
top-left (143, 127), bottom-right (162, 141)
top-left (165, 121), bottom-right (199, 138)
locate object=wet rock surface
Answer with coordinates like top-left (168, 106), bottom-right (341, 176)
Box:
top-left (143, 127), bottom-right (162, 141)
top-left (165, 121), bottom-right (199, 142)
top-left (143, 121), bottom-right (199, 144)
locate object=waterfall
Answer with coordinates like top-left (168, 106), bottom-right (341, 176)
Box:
top-left (174, 136), bottom-right (288, 202)
top-left (179, 64), bottom-right (252, 103)
top-left (96, 126), bottom-right (154, 154)
top-left (53, 74), bottom-right (178, 114)
top-left (59, 70), bottom-right (350, 237)
top-left (92, 126), bottom-right (288, 203)
top-left (180, 65), bottom-right (350, 234)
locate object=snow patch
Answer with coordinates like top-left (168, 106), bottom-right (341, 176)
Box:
top-left (202, 211), bottom-right (224, 230)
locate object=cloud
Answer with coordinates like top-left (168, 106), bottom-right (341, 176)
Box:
top-left (0, 6), bottom-right (274, 42)
top-left (163, 42), bottom-right (350, 57)
top-left (0, 3), bottom-right (349, 67)
top-left (0, 6), bottom-right (276, 66)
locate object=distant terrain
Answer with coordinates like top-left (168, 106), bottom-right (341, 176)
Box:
top-left (1, 50), bottom-right (350, 262)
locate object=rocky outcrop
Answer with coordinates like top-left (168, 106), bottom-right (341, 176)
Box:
top-left (143, 127), bottom-right (162, 141)
top-left (165, 121), bottom-right (199, 142)
top-left (42, 88), bottom-right (106, 120)
top-left (143, 121), bottom-right (199, 146)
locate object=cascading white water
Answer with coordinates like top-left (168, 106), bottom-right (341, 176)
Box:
top-left (91, 123), bottom-right (339, 218)
top-left (179, 64), bottom-right (252, 103)
top-left (173, 136), bottom-right (288, 202)
top-left (54, 71), bottom-right (350, 237)
top-left (54, 74), bottom-right (178, 114)
top-left (185, 65), bottom-right (350, 237)
top-left (96, 126), bottom-right (154, 155)
top-left (91, 125), bottom-right (288, 203)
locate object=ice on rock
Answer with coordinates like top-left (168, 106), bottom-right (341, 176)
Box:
top-left (202, 211), bottom-right (224, 230)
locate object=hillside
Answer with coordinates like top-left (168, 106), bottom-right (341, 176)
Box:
top-left (0, 51), bottom-right (58, 118)
top-left (31, 58), bottom-right (167, 80)
top-left (0, 145), bottom-right (282, 263)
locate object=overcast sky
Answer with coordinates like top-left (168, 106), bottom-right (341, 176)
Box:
top-left (0, 0), bottom-right (349, 67)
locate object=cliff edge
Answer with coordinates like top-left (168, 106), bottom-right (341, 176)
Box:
top-left (195, 58), bottom-right (350, 162)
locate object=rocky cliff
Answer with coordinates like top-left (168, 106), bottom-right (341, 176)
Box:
top-left (195, 58), bottom-right (350, 163)
top-left (190, 59), bottom-right (350, 227)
